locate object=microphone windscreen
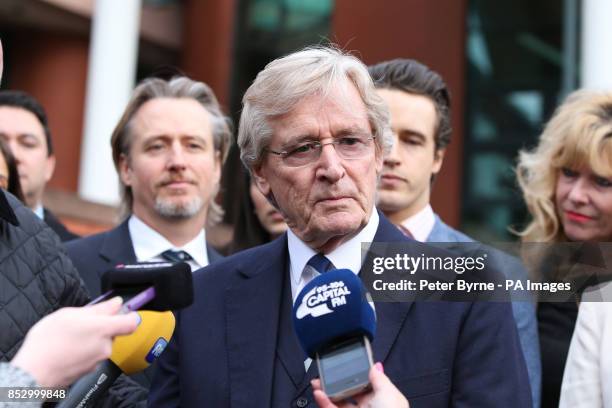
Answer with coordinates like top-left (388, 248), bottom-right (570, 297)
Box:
top-left (101, 262), bottom-right (193, 310)
top-left (110, 310), bottom-right (175, 375)
top-left (293, 269), bottom-right (376, 358)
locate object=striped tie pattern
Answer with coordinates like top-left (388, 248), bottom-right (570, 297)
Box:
top-left (306, 253), bottom-right (335, 274)
top-left (161, 249), bottom-right (193, 263)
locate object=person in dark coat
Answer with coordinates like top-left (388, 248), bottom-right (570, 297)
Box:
top-left (149, 46), bottom-right (531, 408)
top-left (0, 36), bottom-right (145, 408)
top-left (0, 138), bottom-right (24, 201)
top-left (66, 76), bottom-right (231, 392)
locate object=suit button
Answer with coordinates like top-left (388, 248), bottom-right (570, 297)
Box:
top-left (296, 397), bottom-right (308, 407)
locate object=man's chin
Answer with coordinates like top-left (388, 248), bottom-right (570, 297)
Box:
top-left (154, 197), bottom-right (203, 219)
top-left (377, 193), bottom-right (413, 214)
top-left (313, 210), bottom-right (366, 235)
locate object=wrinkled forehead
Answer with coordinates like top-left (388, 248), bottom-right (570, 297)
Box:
top-left (268, 82), bottom-right (370, 145)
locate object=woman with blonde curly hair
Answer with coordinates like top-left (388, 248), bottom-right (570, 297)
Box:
top-left (516, 89), bottom-right (612, 408)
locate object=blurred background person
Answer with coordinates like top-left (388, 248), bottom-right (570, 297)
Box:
top-left (66, 76), bottom-right (232, 390)
top-left (0, 90), bottom-right (78, 241)
top-left (230, 170), bottom-right (287, 253)
top-left (369, 58), bottom-right (540, 405)
top-left (67, 76), bottom-right (232, 298)
top-left (0, 138), bottom-right (24, 201)
top-left (516, 89), bottom-right (612, 408)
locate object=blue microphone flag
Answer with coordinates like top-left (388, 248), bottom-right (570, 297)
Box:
top-left (292, 269), bottom-right (376, 358)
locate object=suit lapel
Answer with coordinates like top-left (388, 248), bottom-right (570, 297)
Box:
top-left (206, 244), bottom-right (223, 263)
top-left (226, 236), bottom-right (291, 407)
top-left (98, 220), bottom-right (137, 275)
top-left (426, 217), bottom-right (465, 256)
top-left (276, 263), bottom-right (308, 387)
top-left (426, 215), bottom-right (446, 243)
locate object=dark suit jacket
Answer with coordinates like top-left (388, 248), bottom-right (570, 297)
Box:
top-left (428, 215), bottom-right (541, 408)
top-left (65, 219), bottom-right (223, 391)
top-left (148, 214), bottom-right (531, 407)
top-left (65, 219), bottom-right (223, 298)
top-left (44, 207), bottom-right (79, 242)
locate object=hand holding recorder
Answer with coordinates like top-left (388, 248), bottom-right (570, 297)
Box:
top-left (11, 297), bottom-right (139, 388)
top-left (311, 362), bottom-right (409, 408)
top-left (57, 261), bottom-right (191, 408)
top-left (293, 269), bottom-right (409, 403)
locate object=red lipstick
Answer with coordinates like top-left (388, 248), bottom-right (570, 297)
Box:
top-left (565, 211), bottom-right (593, 223)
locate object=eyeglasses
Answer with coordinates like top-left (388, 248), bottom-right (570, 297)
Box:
top-left (265, 134), bottom-right (376, 167)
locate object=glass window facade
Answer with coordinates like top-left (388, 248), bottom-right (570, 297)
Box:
top-left (462, 0), bottom-right (580, 241)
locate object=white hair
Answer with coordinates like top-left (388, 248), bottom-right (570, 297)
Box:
top-left (237, 46), bottom-right (392, 171)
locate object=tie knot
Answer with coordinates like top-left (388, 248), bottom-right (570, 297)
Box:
top-left (306, 254), bottom-right (335, 274)
top-left (161, 249), bottom-right (193, 263)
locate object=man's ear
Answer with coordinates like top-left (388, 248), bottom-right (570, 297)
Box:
top-left (44, 155), bottom-right (56, 182)
top-left (432, 148), bottom-right (446, 175)
top-left (251, 164), bottom-right (271, 197)
top-left (118, 153), bottom-right (133, 186)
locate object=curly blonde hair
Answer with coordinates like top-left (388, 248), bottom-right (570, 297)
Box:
top-left (516, 89), bottom-right (612, 242)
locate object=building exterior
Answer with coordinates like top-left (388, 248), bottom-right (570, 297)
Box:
top-left (0, 0), bottom-right (607, 243)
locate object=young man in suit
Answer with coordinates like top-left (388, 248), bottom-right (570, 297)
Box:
top-left (0, 90), bottom-right (78, 241)
top-left (149, 47), bottom-right (531, 408)
top-left (66, 76), bottom-right (231, 298)
top-left (369, 58), bottom-right (541, 406)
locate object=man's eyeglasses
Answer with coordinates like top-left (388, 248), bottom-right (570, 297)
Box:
top-left (265, 134), bottom-right (376, 167)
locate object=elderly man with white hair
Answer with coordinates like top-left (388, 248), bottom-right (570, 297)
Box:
top-left (149, 47), bottom-right (531, 408)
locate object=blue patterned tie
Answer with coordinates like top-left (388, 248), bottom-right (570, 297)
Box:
top-left (161, 249), bottom-right (193, 263)
top-left (306, 253), bottom-right (335, 274)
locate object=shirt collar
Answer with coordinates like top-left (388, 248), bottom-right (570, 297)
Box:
top-left (128, 215), bottom-right (209, 267)
top-left (33, 205), bottom-right (44, 220)
top-left (400, 204), bottom-right (435, 242)
top-left (288, 208), bottom-right (379, 286)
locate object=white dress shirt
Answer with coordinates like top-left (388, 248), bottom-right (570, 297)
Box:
top-left (287, 209), bottom-right (379, 303)
top-left (33, 205), bottom-right (44, 220)
top-left (400, 204), bottom-right (435, 243)
top-left (128, 215), bottom-right (209, 272)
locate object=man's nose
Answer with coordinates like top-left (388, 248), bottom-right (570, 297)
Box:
top-left (167, 142), bottom-right (187, 169)
top-left (315, 143), bottom-right (345, 182)
top-left (6, 140), bottom-right (21, 164)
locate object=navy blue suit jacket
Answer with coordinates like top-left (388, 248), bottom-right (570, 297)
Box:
top-left (428, 215), bottom-right (541, 407)
top-left (149, 214), bottom-right (531, 407)
top-left (65, 219), bottom-right (223, 298)
top-left (65, 219), bottom-right (223, 391)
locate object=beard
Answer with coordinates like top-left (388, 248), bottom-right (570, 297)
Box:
top-left (154, 195), bottom-right (204, 219)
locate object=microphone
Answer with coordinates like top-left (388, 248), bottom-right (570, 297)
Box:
top-left (101, 262), bottom-right (193, 311)
top-left (293, 269), bottom-right (377, 401)
top-left (293, 269), bottom-right (376, 358)
top-left (57, 310), bottom-right (175, 408)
